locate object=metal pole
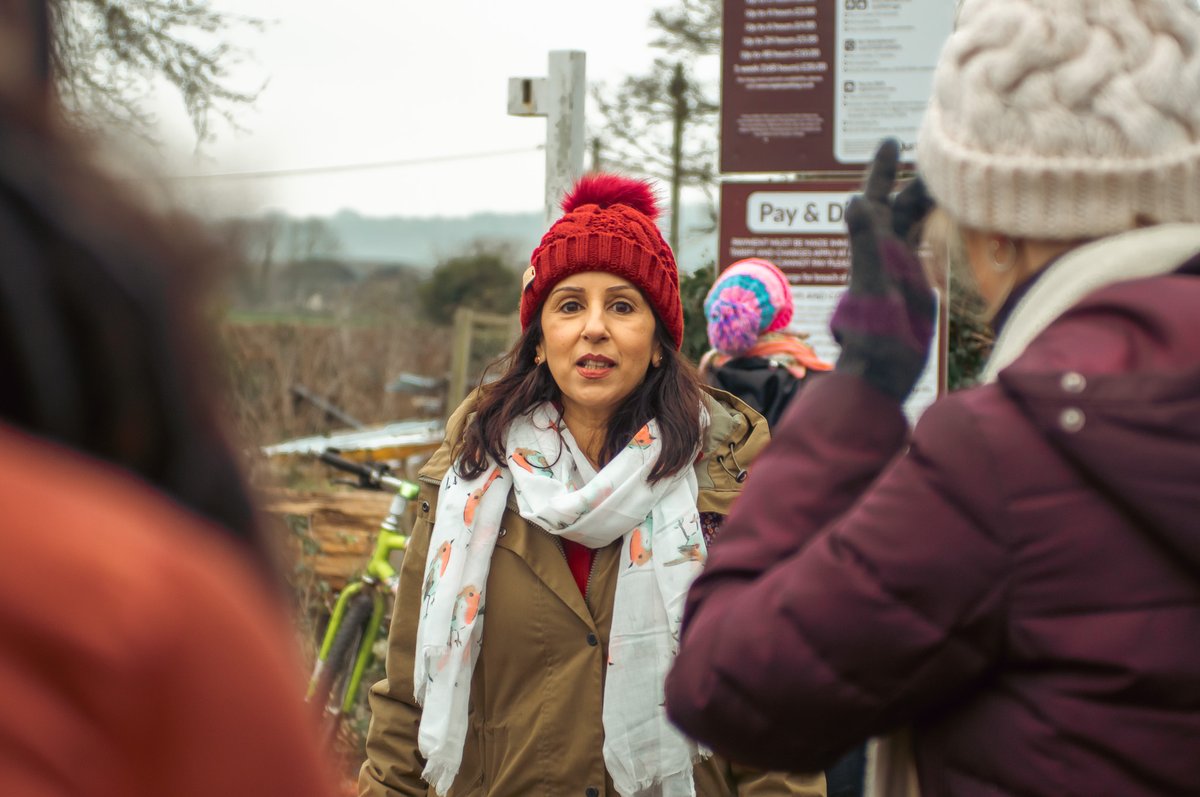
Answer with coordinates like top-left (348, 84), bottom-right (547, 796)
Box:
top-left (668, 61), bottom-right (688, 255)
top-left (289, 384), bottom-right (366, 431)
top-left (591, 136), bottom-right (603, 172)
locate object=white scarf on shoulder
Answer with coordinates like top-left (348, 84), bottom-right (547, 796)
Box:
top-left (414, 402), bottom-right (709, 797)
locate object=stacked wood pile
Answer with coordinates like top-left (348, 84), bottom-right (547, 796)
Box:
top-left (259, 487), bottom-right (413, 591)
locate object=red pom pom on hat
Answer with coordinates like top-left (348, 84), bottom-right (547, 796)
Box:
top-left (561, 174), bottom-right (661, 221)
top-left (523, 173), bottom-right (683, 348)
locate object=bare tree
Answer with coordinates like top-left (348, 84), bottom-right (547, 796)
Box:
top-left (649, 0), bottom-right (721, 56)
top-left (591, 0), bottom-right (721, 246)
top-left (593, 60), bottom-right (717, 190)
top-left (285, 217), bottom-right (341, 263)
top-left (48, 0), bottom-right (262, 142)
top-left (216, 213), bottom-right (285, 306)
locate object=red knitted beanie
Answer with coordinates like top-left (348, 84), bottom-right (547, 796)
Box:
top-left (521, 174), bottom-right (683, 349)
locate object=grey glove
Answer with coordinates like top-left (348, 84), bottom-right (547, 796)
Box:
top-left (829, 139), bottom-right (937, 402)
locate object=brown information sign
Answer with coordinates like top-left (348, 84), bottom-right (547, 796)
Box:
top-left (718, 179), bottom-right (944, 421)
top-left (721, 0), bottom-right (836, 173)
top-left (720, 0), bottom-right (953, 173)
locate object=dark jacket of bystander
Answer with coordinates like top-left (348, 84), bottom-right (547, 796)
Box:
top-left (665, 228), bottom-right (1200, 797)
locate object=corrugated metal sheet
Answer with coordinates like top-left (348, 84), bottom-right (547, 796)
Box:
top-left (262, 418), bottom-right (445, 461)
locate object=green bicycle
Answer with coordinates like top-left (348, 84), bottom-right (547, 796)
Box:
top-left (306, 449), bottom-right (419, 744)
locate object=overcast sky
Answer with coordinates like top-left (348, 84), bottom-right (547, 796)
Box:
top-left (142, 0), bottom-right (677, 219)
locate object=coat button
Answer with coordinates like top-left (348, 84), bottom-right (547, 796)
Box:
top-left (586, 633), bottom-right (598, 647)
top-left (1061, 371), bottom-right (1087, 393)
top-left (1060, 407), bottom-right (1085, 433)
top-left (421, 500), bottom-right (430, 513)
top-left (585, 788), bottom-right (599, 797)
top-left (499, 527), bottom-right (507, 538)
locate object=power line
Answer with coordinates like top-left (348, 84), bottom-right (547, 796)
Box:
top-left (163, 145), bottom-right (544, 182)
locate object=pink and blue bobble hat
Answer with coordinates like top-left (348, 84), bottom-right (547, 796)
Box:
top-left (704, 258), bottom-right (794, 356)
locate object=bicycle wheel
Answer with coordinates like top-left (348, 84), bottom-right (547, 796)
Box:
top-left (311, 589), bottom-right (375, 744)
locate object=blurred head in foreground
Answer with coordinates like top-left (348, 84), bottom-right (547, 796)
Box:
top-left (0, 0), bottom-right (263, 565)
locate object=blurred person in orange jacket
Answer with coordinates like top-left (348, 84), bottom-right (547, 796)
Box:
top-left (0, 2), bottom-right (337, 795)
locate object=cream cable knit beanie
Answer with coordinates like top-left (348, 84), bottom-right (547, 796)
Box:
top-left (917, 0), bottom-right (1200, 239)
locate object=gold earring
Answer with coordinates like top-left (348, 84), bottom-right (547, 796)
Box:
top-left (534, 354), bottom-right (544, 366)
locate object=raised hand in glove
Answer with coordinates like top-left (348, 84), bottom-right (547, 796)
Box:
top-left (830, 139), bottom-right (937, 403)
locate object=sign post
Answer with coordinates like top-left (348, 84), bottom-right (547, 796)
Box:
top-left (717, 0), bottom-right (954, 418)
top-left (508, 50), bottom-right (587, 225)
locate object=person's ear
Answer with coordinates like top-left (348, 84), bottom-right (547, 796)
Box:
top-left (534, 342), bottom-right (546, 366)
top-left (652, 344), bottom-right (664, 368)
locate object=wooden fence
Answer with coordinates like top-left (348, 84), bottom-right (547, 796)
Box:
top-left (446, 307), bottom-right (520, 410)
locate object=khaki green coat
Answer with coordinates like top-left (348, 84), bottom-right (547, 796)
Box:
top-left (359, 388), bottom-right (825, 797)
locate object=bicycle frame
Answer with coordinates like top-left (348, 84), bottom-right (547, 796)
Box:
top-left (307, 455), bottom-right (419, 722)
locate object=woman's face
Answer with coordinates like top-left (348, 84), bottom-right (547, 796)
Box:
top-left (536, 271), bottom-right (661, 424)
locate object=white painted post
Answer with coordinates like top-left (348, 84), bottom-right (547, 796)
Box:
top-left (508, 50), bottom-right (587, 226)
top-left (543, 51), bottom-right (586, 224)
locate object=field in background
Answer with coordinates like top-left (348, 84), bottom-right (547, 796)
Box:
top-left (220, 317), bottom-right (449, 450)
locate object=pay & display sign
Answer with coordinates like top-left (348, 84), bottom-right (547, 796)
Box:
top-left (719, 180), bottom-right (942, 422)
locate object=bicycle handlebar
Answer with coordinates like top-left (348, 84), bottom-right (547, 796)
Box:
top-left (318, 450), bottom-right (419, 497)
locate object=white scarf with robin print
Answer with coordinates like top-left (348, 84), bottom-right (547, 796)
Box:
top-left (414, 402), bottom-right (709, 797)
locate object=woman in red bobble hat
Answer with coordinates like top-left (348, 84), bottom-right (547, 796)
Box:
top-left (360, 175), bottom-right (824, 797)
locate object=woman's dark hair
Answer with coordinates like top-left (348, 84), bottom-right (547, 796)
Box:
top-left (0, 56), bottom-right (268, 575)
top-left (458, 313), bottom-right (704, 484)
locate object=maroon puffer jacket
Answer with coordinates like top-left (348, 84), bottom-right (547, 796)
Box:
top-left (665, 259), bottom-right (1200, 796)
